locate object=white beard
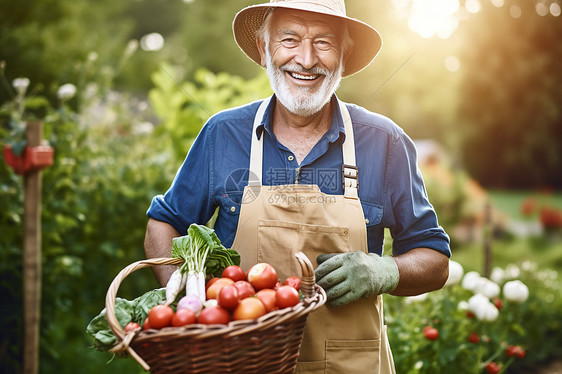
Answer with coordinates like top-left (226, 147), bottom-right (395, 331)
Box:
top-left (265, 46), bottom-right (343, 117)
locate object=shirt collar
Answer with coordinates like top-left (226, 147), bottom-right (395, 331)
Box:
top-left (255, 95), bottom-right (346, 143)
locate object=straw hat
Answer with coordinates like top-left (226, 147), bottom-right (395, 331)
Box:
top-left (233, 0), bottom-right (382, 77)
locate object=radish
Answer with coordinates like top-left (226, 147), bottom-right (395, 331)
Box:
top-left (164, 268), bottom-right (187, 306)
top-left (170, 224), bottom-right (241, 305)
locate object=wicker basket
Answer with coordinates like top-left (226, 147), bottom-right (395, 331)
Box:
top-left (105, 252), bottom-right (326, 373)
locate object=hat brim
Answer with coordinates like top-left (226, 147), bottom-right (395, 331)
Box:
top-left (233, 3), bottom-right (382, 77)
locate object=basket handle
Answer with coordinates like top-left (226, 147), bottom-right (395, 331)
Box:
top-left (295, 251), bottom-right (316, 299)
top-left (105, 257), bottom-right (184, 370)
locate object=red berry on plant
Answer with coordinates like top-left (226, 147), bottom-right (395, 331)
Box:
top-left (468, 332), bottom-right (480, 344)
top-left (485, 362), bottom-right (501, 374)
top-left (493, 297), bottom-right (502, 310)
top-left (423, 326), bottom-right (439, 340)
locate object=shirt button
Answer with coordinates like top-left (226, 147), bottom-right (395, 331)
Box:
top-left (230, 206), bottom-right (236, 213)
top-left (288, 155), bottom-right (295, 161)
top-left (365, 218), bottom-right (370, 224)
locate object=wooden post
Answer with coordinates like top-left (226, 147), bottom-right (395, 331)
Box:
top-left (23, 121), bottom-right (43, 374)
top-left (483, 200), bottom-right (493, 278)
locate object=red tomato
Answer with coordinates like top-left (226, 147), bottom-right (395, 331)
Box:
top-left (485, 362), bottom-right (500, 374)
top-left (218, 285), bottom-right (240, 311)
top-left (246, 263), bottom-right (278, 290)
top-left (206, 277), bottom-right (220, 291)
top-left (423, 326), bottom-right (439, 340)
top-left (515, 347), bottom-right (526, 359)
top-left (172, 308), bottom-right (196, 327)
top-left (222, 265), bottom-right (246, 282)
top-left (284, 276), bottom-right (301, 291)
top-left (233, 297), bottom-right (266, 321)
top-left (233, 280), bottom-right (256, 299)
top-left (142, 317), bottom-right (151, 330)
top-left (256, 289), bottom-right (277, 313)
top-left (124, 322), bottom-right (140, 334)
top-left (206, 278), bottom-right (235, 300)
top-left (148, 305), bottom-right (174, 329)
top-left (493, 297), bottom-right (503, 310)
top-left (197, 306), bottom-right (230, 325)
top-left (276, 285), bottom-right (300, 309)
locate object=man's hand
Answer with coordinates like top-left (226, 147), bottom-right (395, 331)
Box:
top-left (315, 251), bottom-right (399, 306)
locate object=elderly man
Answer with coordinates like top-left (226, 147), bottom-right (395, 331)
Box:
top-left (144, 0), bottom-right (451, 372)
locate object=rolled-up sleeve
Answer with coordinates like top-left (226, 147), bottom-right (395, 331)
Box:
top-left (146, 122), bottom-right (218, 235)
top-left (386, 132), bottom-right (451, 257)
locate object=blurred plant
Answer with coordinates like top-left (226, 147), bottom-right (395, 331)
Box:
top-left (385, 259), bottom-right (561, 373)
top-left (148, 64), bottom-right (271, 161)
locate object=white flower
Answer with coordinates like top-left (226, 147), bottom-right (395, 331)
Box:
top-left (132, 121), bottom-right (154, 135)
top-left (140, 33), bottom-right (165, 52)
top-left (503, 280), bottom-right (529, 303)
top-left (57, 83), bottom-right (77, 101)
top-left (505, 264), bottom-right (521, 280)
top-left (445, 260), bottom-right (464, 286)
top-left (468, 294), bottom-right (499, 322)
top-left (457, 300), bottom-right (469, 311)
top-left (521, 261), bottom-right (537, 272)
top-left (490, 267), bottom-right (505, 284)
top-left (462, 271), bottom-right (481, 291)
top-left (476, 278), bottom-right (500, 299)
top-left (12, 77), bottom-right (30, 95)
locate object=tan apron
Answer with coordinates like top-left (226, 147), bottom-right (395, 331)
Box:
top-left (231, 97), bottom-right (395, 374)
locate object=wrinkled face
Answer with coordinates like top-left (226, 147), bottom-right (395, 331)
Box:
top-left (258, 8), bottom-right (345, 117)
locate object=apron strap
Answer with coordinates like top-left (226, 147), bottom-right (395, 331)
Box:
top-left (248, 96), bottom-right (273, 186)
top-left (248, 96), bottom-right (359, 199)
top-left (339, 101), bottom-right (359, 199)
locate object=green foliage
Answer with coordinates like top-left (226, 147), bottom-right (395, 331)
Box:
top-left (0, 56), bottom-right (272, 373)
top-left (386, 262), bottom-right (562, 373)
top-left (457, 1), bottom-right (562, 188)
top-left (1, 83), bottom-right (174, 373)
top-left (0, 0), bottom-right (136, 104)
top-left (149, 65), bottom-right (271, 160)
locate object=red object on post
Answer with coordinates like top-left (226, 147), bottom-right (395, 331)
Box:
top-left (3, 144), bottom-right (54, 175)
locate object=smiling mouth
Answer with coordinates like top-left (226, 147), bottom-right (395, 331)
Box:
top-left (287, 71), bottom-right (321, 81)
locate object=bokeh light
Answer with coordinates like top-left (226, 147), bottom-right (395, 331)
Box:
top-left (551, 3), bottom-right (562, 16)
top-left (140, 33), bottom-right (165, 52)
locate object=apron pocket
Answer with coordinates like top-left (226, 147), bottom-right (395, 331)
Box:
top-left (326, 339), bottom-right (381, 374)
top-left (257, 220), bottom-right (351, 281)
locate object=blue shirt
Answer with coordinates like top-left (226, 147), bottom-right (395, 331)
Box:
top-left (147, 96), bottom-right (451, 257)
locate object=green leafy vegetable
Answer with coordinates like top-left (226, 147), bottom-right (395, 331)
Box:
top-left (86, 288), bottom-right (165, 352)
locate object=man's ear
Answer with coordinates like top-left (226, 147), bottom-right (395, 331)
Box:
top-left (257, 37), bottom-right (267, 67)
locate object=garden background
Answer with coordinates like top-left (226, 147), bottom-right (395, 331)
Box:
top-left (1, 0), bottom-right (561, 373)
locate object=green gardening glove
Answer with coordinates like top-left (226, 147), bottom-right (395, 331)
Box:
top-left (315, 251), bottom-right (400, 306)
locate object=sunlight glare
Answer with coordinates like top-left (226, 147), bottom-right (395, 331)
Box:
top-left (407, 0), bottom-right (460, 39)
top-left (510, 5), bottom-right (522, 19)
top-left (465, 0), bottom-right (482, 14)
top-left (444, 56), bottom-right (460, 72)
top-left (536, 2), bottom-right (548, 16)
top-left (490, 0), bottom-right (504, 7)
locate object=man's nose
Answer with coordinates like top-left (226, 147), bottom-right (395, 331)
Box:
top-left (294, 39), bottom-right (318, 70)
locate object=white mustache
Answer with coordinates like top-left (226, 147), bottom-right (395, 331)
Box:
top-left (281, 64), bottom-right (330, 76)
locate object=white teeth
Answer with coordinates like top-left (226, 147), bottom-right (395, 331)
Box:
top-left (290, 72), bottom-right (318, 80)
